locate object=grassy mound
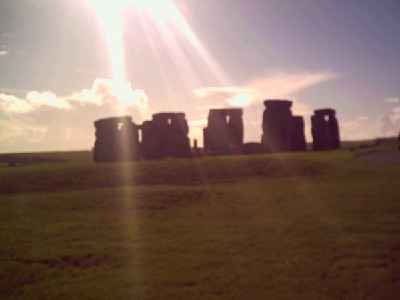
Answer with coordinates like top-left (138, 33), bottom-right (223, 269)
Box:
top-left (1, 148), bottom-right (399, 299)
top-left (0, 152), bottom-right (332, 194)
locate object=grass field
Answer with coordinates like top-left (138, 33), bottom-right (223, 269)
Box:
top-left (1, 146), bottom-right (399, 299)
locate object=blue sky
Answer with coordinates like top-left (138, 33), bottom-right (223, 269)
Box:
top-left (1, 0), bottom-right (399, 153)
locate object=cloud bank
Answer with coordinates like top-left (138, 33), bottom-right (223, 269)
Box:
top-left (194, 70), bottom-right (336, 109)
top-left (0, 78), bottom-right (149, 115)
top-left (0, 78), bottom-right (150, 151)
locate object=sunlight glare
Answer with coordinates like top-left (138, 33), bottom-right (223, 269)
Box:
top-left (86, 0), bottom-right (128, 82)
top-left (87, 0), bottom-right (228, 88)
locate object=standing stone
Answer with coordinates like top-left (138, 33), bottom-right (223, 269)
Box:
top-left (141, 112), bottom-right (191, 159)
top-left (203, 109), bottom-right (243, 155)
top-left (140, 120), bottom-right (163, 159)
top-left (120, 121), bottom-right (141, 161)
top-left (262, 100), bottom-right (306, 152)
top-left (262, 100), bottom-right (292, 152)
top-left (290, 116), bottom-right (307, 151)
top-left (93, 116), bottom-right (140, 162)
top-left (311, 109), bottom-right (341, 151)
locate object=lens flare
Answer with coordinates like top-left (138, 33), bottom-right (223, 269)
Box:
top-left (86, 0), bottom-right (128, 81)
top-left (87, 0), bottom-right (228, 89)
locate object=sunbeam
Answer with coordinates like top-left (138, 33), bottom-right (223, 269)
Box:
top-left (87, 0), bottom-right (229, 95)
top-left (87, 0), bottom-right (128, 82)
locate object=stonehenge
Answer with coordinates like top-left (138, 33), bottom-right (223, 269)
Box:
top-left (93, 100), bottom-right (340, 162)
top-left (93, 112), bottom-right (191, 162)
top-left (261, 100), bottom-right (306, 152)
top-left (141, 112), bottom-right (191, 159)
top-left (311, 109), bottom-right (341, 151)
top-left (203, 109), bottom-right (244, 155)
top-left (93, 116), bottom-right (140, 162)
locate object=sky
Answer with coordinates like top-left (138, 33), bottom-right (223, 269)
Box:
top-left (1, 0), bottom-right (400, 153)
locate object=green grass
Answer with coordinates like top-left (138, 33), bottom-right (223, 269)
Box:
top-left (0, 150), bottom-right (92, 164)
top-left (1, 147), bottom-right (399, 299)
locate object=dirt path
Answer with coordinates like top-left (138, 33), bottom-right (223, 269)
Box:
top-left (358, 150), bottom-right (400, 164)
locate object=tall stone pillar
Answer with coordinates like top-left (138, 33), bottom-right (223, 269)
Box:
top-left (228, 110), bottom-right (244, 148)
top-left (262, 99), bottom-right (306, 152)
top-left (262, 100), bottom-right (293, 152)
top-left (311, 109), bottom-right (341, 151)
top-left (93, 116), bottom-right (140, 162)
top-left (167, 113), bottom-right (191, 158)
top-left (140, 120), bottom-right (163, 159)
top-left (290, 116), bottom-right (307, 151)
top-left (141, 112), bottom-right (191, 159)
top-left (203, 108), bottom-right (243, 155)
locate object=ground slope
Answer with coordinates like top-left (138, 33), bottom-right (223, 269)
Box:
top-left (1, 148), bottom-right (399, 299)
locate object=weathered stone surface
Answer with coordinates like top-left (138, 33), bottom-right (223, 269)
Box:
top-left (290, 116), bottom-right (307, 151)
top-left (262, 100), bottom-right (306, 152)
top-left (93, 116), bottom-right (140, 162)
top-left (94, 112), bottom-right (192, 162)
top-left (203, 109), bottom-right (243, 155)
top-left (311, 108), bottom-right (341, 151)
top-left (140, 120), bottom-right (162, 159)
top-left (141, 112), bottom-right (192, 159)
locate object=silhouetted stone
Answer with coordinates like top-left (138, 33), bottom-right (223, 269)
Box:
top-left (311, 108), bottom-right (341, 151)
top-left (93, 116), bottom-right (140, 162)
top-left (141, 112), bottom-right (192, 159)
top-left (203, 109), bottom-right (243, 155)
top-left (290, 116), bottom-right (307, 151)
top-left (262, 100), bottom-right (306, 152)
top-left (140, 120), bottom-right (163, 159)
top-left (262, 100), bottom-right (292, 152)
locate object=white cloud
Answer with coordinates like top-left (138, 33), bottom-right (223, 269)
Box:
top-left (227, 93), bottom-right (254, 107)
top-left (194, 70), bottom-right (336, 109)
top-left (0, 50), bottom-right (8, 56)
top-left (0, 94), bottom-right (34, 114)
top-left (65, 78), bottom-right (150, 118)
top-left (194, 86), bottom-right (254, 98)
top-left (27, 91), bottom-right (72, 109)
top-left (248, 71), bottom-right (336, 99)
top-left (0, 79), bottom-right (152, 152)
top-left (384, 97), bottom-right (399, 104)
top-left (0, 92), bottom-right (71, 114)
top-left (0, 78), bottom-right (150, 118)
top-left (66, 88), bottom-right (102, 106)
top-left (194, 86), bottom-right (256, 107)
